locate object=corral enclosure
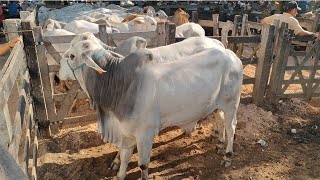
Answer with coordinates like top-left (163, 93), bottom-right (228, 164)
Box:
top-left (0, 2), bottom-right (320, 180)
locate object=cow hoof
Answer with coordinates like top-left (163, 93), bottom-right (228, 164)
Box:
top-left (220, 159), bottom-right (232, 168)
top-left (110, 162), bottom-right (120, 171)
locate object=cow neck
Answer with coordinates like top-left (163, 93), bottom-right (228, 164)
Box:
top-left (82, 50), bottom-right (141, 118)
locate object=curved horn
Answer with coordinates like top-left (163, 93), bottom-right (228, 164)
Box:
top-left (100, 40), bottom-right (116, 52)
top-left (105, 52), bottom-right (123, 62)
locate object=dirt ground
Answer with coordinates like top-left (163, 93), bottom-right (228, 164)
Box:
top-left (37, 97), bottom-right (320, 180)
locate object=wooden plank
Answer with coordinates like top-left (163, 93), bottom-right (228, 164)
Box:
top-left (53, 91), bottom-right (88, 102)
top-left (98, 24), bottom-right (108, 45)
top-left (283, 79), bottom-right (320, 84)
top-left (24, 24), bottom-right (46, 138)
top-left (289, 51), bottom-right (307, 56)
top-left (156, 22), bottom-right (166, 46)
top-left (241, 57), bottom-right (258, 65)
top-left (199, 20), bottom-right (213, 27)
top-left (22, 113), bottom-right (31, 176)
top-left (237, 14), bottom-right (248, 57)
top-left (267, 22), bottom-right (291, 104)
top-left (8, 95), bottom-right (27, 162)
top-left (212, 14), bottom-right (219, 36)
top-left (247, 21), bottom-right (263, 30)
top-left (291, 35), bottom-right (315, 42)
top-left (286, 66), bottom-right (320, 70)
top-left (253, 24), bottom-right (276, 106)
top-left (306, 43), bottom-right (320, 100)
top-left (175, 35), bottom-right (260, 44)
top-left (292, 56), bottom-right (307, 93)
top-left (0, 104), bottom-right (12, 148)
top-left (0, 43), bottom-right (24, 109)
top-left (44, 44), bottom-right (62, 64)
top-left (231, 15), bottom-right (242, 52)
top-left (281, 41), bottom-right (320, 94)
top-left (33, 27), bottom-right (53, 136)
top-left (192, 11), bottom-right (198, 23)
top-left (51, 82), bottom-right (81, 134)
top-left (243, 77), bottom-right (255, 84)
top-left (166, 22), bottom-right (176, 45)
top-left (0, 144), bottom-right (28, 180)
top-left (48, 64), bottom-right (60, 72)
top-left (0, 43), bottom-right (20, 79)
top-left (60, 114), bottom-right (98, 126)
top-left (43, 35), bottom-right (76, 44)
top-left (32, 122), bottom-right (38, 180)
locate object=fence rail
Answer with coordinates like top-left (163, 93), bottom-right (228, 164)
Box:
top-left (0, 41), bottom-right (39, 179)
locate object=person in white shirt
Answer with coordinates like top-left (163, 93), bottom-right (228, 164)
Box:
top-left (261, 1), bottom-right (319, 39)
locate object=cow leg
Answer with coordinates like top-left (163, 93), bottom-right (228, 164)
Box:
top-left (221, 109), bottom-right (237, 168)
top-left (137, 132), bottom-right (154, 180)
top-left (215, 110), bottom-right (225, 155)
top-left (114, 147), bottom-right (134, 180)
top-left (110, 151), bottom-right (120, 170)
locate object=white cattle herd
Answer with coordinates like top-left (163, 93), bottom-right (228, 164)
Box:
top-left (48, 3), bottom-right (243, 180)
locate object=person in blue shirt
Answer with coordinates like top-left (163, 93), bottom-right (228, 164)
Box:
top-left (7, 1), bottom-right (22, 18)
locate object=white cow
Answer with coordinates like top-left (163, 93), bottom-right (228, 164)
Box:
top-left (175, 22), bottom-right (205, 38)
top-left (42, 18), bottom-right (66, 32)
top-left (118, 16), bottom-right (157, 33)
top-left (60, 39), bottom-right (242, 180)
top-left (63, 20), bottom-right (119, 34)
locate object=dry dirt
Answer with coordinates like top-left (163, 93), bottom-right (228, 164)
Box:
top-left (37, 97), bottom-right (320, 180)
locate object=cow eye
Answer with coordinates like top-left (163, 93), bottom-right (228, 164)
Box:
top-left (82, 36), bottom-right (87, 40)
top-left (70, 54), bottom-right (75, 60)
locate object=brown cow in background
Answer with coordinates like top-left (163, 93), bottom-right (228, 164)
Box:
top-left (172, 8), bottom-right (189, 26)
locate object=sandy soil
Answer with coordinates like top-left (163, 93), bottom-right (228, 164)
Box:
top-left (37, 96), bottom-right (320, 180)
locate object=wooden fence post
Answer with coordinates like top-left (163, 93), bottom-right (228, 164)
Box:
top-left (0, 104), bottom-right (13, 148)
top-left (20, 11), bottom-right (30, 20)
top-left (266, 22), bottom-right (291, 104)
top-left (33, 26), bottom-right (55, 136)
top-left (237, 14), bottom-right (248, 57)
top-left (192, 11), bottom-right (198, 23)
top-left (98, 24), bottom-right (108, 45)
top-left (252, 24), bottom-right (275, 106)
top-left (231, 15), bottom-right (242, 52)
top-left (3, 19), bottom-right (20, 41)
top-left (0, 144), bottom-right (28, 180)
top-left (21, 21), bottom-right (49, 136)
top-left (212, 14), bottom-right (219, 36)
top-left (166, 22), bottom-right (176, 45)
top-left (156, 21), bottom-right (166, 46)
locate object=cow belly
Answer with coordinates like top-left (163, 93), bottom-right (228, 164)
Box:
top-left (157, 68), bottom-right (221, 129)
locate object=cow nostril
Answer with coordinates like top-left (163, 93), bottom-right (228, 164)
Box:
top-left (70, 54), bottom-right (75, 60)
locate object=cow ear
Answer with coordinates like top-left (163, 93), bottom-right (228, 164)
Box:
top-left (82, 53), bottom-right (106, 73)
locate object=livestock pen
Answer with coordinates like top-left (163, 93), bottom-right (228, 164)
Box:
top-left (2, 5), bottom-right (320, 179)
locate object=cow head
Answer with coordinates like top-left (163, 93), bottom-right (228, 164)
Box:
top-left (155, 10), bottom-right (168, 19)
top-left (172, 8), bottom-right (189, 26)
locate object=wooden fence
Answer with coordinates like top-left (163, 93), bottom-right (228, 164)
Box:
top-left (0, 40), bottom-right (38, 179)
top-left (267, 23), bottom-right (320, 103)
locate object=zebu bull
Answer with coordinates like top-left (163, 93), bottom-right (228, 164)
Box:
top-left (60, 33), bottom-right (224, 81)
top-left (59, 39), bottom-right (242, 180)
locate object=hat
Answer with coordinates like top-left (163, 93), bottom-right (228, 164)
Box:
top-left (285, 1), bottom-right (301, 11)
